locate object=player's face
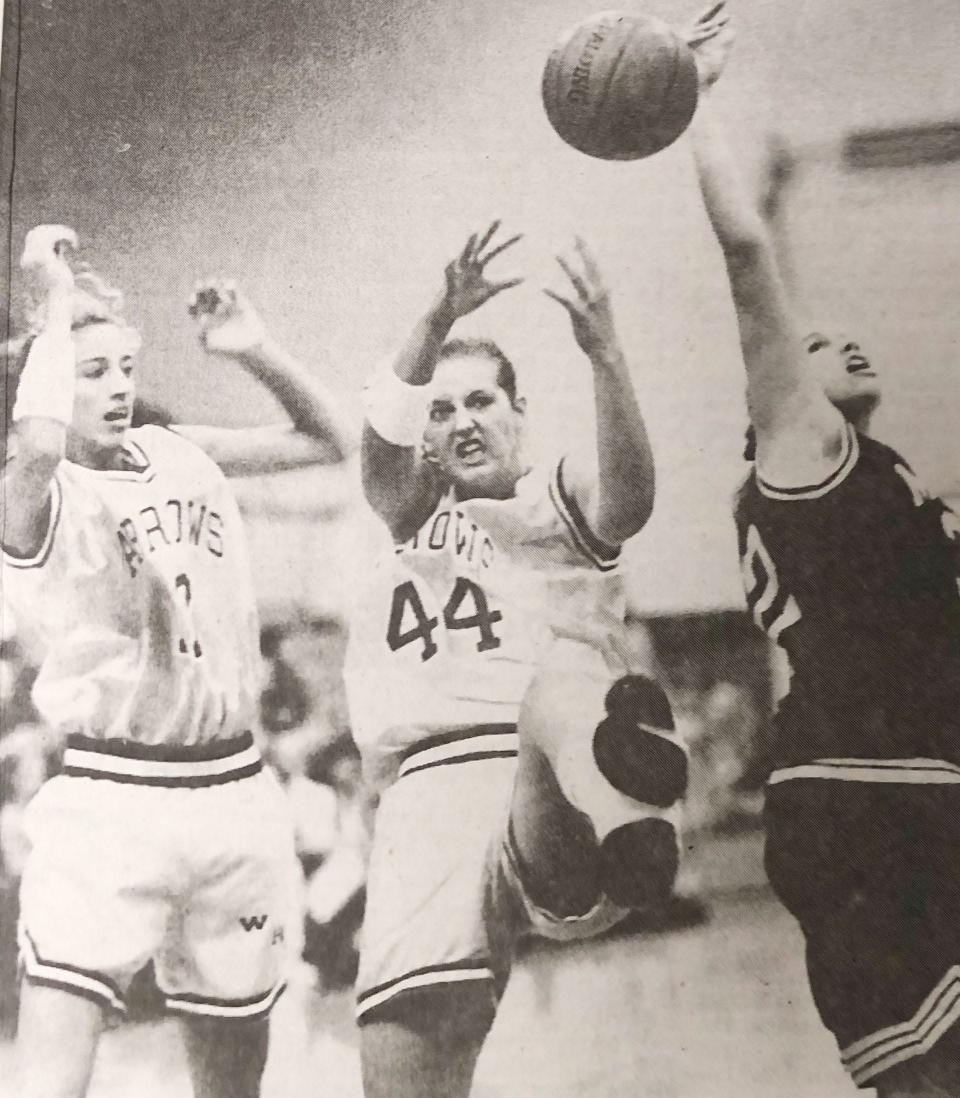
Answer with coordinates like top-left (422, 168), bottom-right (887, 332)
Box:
top-left (424, 356), bottom-right (525, 500)
top-left (803, 330), bottom-right (882, 417)
top-left (68, 322), bottom-right (140, 462)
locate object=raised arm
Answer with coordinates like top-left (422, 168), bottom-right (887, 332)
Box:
top-left (544, 239), bottom-right (655, 546)
top-left (2, 226), bottom-right (77, 558)
top-left (687, 4), bottom-right (845, 478)
top-left (361, 222), bottom-right (522, 541)
top-left (174, 281), bottom-right (354, 476)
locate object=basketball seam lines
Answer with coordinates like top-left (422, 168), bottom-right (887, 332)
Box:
top-left (595, 35), bottom-right (632, 138)
top-left (656, 36), bottom-right (684, 142)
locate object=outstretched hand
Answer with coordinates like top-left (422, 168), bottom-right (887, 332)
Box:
top-left (544, 238), bottom-right (620, 361)
top-left (684, 1), bottom-right (735, 90)
top-left (188, 280), bottom-right (268, 357)
top-left (443, 221), bottom-right (523, 319)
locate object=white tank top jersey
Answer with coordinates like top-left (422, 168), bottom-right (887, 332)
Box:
top-left (345, 457), bottom-right (627, 772)
top-left (1, 426), bottom-right (261, 747)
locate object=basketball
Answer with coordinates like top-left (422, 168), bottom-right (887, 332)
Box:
top-left (542, 11), bottom-right (699, 161)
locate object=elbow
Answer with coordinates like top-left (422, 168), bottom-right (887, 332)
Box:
top-left (19, 449), bottom-right (63, 490)
top-left (294, 412), bottom-right (356, 466)
top-left (721, 228), bottom-right (767, 266)
top-left (596, 473), bottom-right (655, 546)
top-left (360, 451), bottom-right (407, 533)
top-left (709, 207), bottom-right (769, 260)
top-left (326, 426), bottom-right (357, 465)
top-left (14, 421), bottom-right (65, 476)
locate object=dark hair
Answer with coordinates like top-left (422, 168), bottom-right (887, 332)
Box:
top-left (437, 338), bottom-right (521, 408)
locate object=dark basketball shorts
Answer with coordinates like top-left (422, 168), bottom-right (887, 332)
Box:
top-left (765, 760), bottom-right (960, 1087)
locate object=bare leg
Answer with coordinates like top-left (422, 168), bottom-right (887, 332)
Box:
top-left (16, 981), bottom-right (104, 1098)
top-left (509, 742), bottom-right (605, 917)
top-left (180, 1015), bottom-right (269, 1098)
top-left (360, 986), bottom-right (496, 1098)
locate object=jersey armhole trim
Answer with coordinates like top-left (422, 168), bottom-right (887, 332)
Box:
top-left (1, 475), bottom-right (63, 569)
top-left (548, 459), bottom-right (620, 572)
top-left (756, 422), bottom-right (859, 501)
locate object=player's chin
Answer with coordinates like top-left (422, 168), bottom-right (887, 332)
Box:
top-left (451, 461), bottom-right (498, 497)
top-left (94, 422), bottom-right (130, 449)
top-left (853, 376), bottom-right (882, 404)
top-left (834, 383), bottom-right (881, 420)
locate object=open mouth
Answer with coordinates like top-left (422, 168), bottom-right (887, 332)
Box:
top-left (104, 407), bottom-right (131, 424)
top-left (455, 438), bottom-right (484, 461)
top-left (846, 356), bottom-right (873, 375)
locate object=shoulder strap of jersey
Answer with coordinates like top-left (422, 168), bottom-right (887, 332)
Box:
top-left (547, 457), bottom-right (620, 572)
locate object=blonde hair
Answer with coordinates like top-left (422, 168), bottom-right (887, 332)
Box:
top-left (3, 265), bottom-right (139, 441)
top-left (24, 264), bottom-right (129, 334)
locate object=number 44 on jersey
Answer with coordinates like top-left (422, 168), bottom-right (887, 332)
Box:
top-left (387, 577), bottom-right (503, 662)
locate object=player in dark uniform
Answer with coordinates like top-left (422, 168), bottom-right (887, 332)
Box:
top-left (688, 6), bottom-right (960, 1094)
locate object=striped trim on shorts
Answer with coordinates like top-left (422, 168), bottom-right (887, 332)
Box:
top-left (842, 966), bottom-right (960, 1086)
top-left (62, 731), bottom-right (262, 787)
top-left (19, 928), bottom-right (126, 1013)
top-left (768, 757), bottom-right (960, 786)
top-left (356, 725), bottom-right (519, 1022)
top-left (397, 725), bottom-right (519, 780)
top-left (162, 983), bottom-right (287, 1021)
top-left (356, 960), bottom-right (496, 1021)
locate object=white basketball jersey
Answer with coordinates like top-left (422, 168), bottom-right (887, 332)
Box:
top-left (345, 458), bottom-right (627, 769)
top-left (1, 426), bottom-right (261, 746)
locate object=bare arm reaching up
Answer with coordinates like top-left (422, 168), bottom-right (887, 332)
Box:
top-left (2, 226), bottom-right (77, 557)
top-left (687, 3), bottom-right (847, 485)
top-left (174, 281), bottom-right (354, 476)
top-left (544, 239), bottom-right (655, 547)
top-left (361, 221), bottom-right (522, 542)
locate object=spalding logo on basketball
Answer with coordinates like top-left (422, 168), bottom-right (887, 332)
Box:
top-left (542, 11), bottom-right (699, 161)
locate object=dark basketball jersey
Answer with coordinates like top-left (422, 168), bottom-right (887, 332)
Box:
top-left (735, 424), bottom-right (960, 770)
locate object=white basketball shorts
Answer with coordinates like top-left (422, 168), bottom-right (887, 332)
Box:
top-left (19, 732), bottom-right (295, 1020)
top-left (355, 725), bottom-right (625, 1022)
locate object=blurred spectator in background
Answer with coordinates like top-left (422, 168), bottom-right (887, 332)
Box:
top-left (0, 632), bottom-right (53, 1035)
top-left (681, 681), bottom-right (763, 833)
top-left (259, 616), bottom-right (369, 991)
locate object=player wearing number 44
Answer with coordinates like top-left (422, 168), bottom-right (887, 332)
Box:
top-left (690, 8), bottom-right (960, 1096)
top-left (0, 226), bottom-right (352, 1098)
top-left (345, 220), bottom-right (689, 1098)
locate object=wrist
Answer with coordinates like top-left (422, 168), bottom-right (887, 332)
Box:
top-left (428, 293), bottom-right (456, 333)
top-left (235, 335), bottom-right (274, 363)
top-left (226, 329), bottom-right (285, 370)
top-left (587, 343), bottom-right (626, 372)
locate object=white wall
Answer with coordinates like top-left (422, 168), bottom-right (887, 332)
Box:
top-left (7, 0), bottom-right (960, 614)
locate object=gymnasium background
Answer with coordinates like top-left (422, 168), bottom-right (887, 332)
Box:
top-left (3, 0), bottom-right (958, 618)
top-left (1, 1), bottom-right (959, 1094)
